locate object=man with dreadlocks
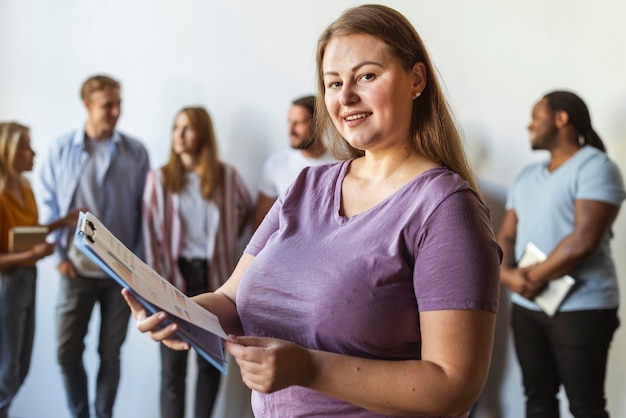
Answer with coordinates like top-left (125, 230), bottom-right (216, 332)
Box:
top-left (498, 90), bottom-right (625, 418)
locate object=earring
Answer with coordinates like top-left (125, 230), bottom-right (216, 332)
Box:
top-left (414, 92), bottom-right (421, 99)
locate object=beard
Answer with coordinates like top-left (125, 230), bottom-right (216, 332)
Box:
top-left (292, 135), bottom-right (317, 151)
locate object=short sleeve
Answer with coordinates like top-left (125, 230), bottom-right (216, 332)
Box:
top-left (577, 155), bottom-right (625, 206)
top-left (413, 190), bottom-right (502, 313)
top-left (245, 193), bottom-right (282, 256)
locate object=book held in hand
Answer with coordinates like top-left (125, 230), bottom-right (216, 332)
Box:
top-left (517, 242), bottom-right (576, 316)
top-left (73, 211), bottom-right (228, 373)
top-left (9, 226), bottom-right (49, 252)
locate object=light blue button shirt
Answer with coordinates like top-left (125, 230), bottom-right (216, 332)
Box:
top-left (36, 127), bottom-right (150, 261)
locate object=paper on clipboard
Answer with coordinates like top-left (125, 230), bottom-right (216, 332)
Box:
top-left (73, 211), bottom-right (228, 373)
top-left (518, 242), bottom-right (576, 316)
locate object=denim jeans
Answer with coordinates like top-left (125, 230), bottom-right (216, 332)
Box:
top-left (56, 275), bottom-right (130, 418)
top-left (0, 266), bottom-right (36, 418)
top-left (160, 258), bottom-right (221, 418)
top-left (512, 304), bottom-right (619, 418)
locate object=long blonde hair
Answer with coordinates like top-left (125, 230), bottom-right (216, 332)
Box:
top-left (161, 107), bottom-right (222, 199)
top-left (0, 122), bottom-right (29, 194)
top-left (315, 4), bottom-right (477, 191)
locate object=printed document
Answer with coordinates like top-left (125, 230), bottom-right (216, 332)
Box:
top-left (73, 212), bottom-right (228, 373)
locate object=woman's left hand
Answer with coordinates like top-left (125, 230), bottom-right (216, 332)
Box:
top-left (225, 335), bottom-right (316, 393)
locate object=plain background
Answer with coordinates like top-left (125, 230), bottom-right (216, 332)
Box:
top-left (1, 1), bottom-right (625, 417)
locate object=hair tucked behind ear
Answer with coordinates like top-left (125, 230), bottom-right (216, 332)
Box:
top-left (314, 4), bottom-right (478, 192)
top-left (543, 90), bottom-right (606, 153)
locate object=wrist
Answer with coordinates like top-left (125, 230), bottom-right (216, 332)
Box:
top-left (500, 266), bottom-right (516, 283)
top-left (526, 270), bottom-right (544, 286)
top-left (302, 349), bottom-right (324, 390)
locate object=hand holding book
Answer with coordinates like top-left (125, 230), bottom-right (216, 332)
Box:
top-left (8, 226), bottom-right (50, 253)
top-left (517, 242), bottom-right (576, 316)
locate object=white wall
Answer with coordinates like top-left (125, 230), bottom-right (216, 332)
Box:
top-left (1, 1), bottom-right (625, 417)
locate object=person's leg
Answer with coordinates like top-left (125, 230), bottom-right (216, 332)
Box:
top-left (511, 304), bottom-right (561, 418)
top-left (549, 309), bottom-right (619, 418)
top-left (177, 258), bottom-right (219, 418)
top-left (160, 344), bottom-right (189, 418)
top-left (0, 267), bottom-right (36, 418)
top-left (17, 269), bottom-right (36, 389)
top-left (194, 354), bottom-right (222, 418)
top-left (57, 274), bottom-right (98, 418)
top-left (94, 279), bottom-right (130, 418)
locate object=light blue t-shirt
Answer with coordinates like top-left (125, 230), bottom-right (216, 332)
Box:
top-left (506, 146), bottom-right (625, 311)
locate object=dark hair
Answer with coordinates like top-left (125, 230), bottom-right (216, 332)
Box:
top-left (315, 4), bottom-right (477, 191)
top-left (543, 90), bottom-right (606, 153)
top-left (292, 95), bottom-right (316, 119)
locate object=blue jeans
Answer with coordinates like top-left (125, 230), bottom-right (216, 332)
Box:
top-left (0, 266), bottom-right (37, 418)
top-left (56, 275), bottom-right (130, 418)
top-left (512, 304), bottom-right (619, 418)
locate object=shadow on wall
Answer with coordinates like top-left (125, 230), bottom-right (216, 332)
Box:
top-left (606, 92), bottom-right (626, 157)
top-left (604, 91), bottom-right (626, 416)
top-left (462, 120), bottom-right (515, 418)
top-left (225, 104), bottom-right (274, 195)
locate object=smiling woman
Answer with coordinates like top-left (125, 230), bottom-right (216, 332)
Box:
top-left (314, 5), bottom-right (477, 196)
top-left (123, 4), bottom-right (501, 418)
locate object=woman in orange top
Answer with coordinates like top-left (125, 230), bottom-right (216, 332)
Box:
top-left (0, 122), bottom-right (78, 418)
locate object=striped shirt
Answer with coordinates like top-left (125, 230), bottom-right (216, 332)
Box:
top-left (142, 163), bottom-right (253, 292)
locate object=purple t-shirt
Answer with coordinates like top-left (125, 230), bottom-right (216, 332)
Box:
top-left (238, 160), bottom-right (501, 418)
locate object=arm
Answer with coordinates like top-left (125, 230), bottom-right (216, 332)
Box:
top-left (497, 209), bottom-right (544, 298)
top-left (0, 205), bottom-right (80, 270)
top-left (226, 309), bottom-right (496, 416)
top-left (0, 242), bottom-right (55, 270)
top-left (526, 199), bottom-right (619, 285)
top-left (49, 207), bottom-right (83, 278)
top-left (35, 140), bottom-right (74, 275)
top-left (35, 143), bottom-right (61, 227)
top-left (252, 192), bottom-right (276, 231)
top-left (45, 208), bottom-right (83, 232)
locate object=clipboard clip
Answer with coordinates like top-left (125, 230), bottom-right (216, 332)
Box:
top-left (79, 215), bottom-right (97, 244)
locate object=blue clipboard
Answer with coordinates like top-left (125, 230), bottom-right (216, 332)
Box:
top-left (73, 211), bottom-right (227, 374)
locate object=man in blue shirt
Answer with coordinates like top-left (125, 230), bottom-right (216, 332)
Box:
top-left (37, 75), bottom-right (150, 418)
top-left (498, 90), bottom-right (625, 418)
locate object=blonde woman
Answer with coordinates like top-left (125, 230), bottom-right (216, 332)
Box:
top-left (0, 122), bottom-right (78, 418)
top-left (142, 107), bottom-right (253, 418)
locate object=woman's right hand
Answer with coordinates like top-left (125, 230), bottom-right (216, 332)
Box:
top-left (121, 288), bottom-right (191, 351)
